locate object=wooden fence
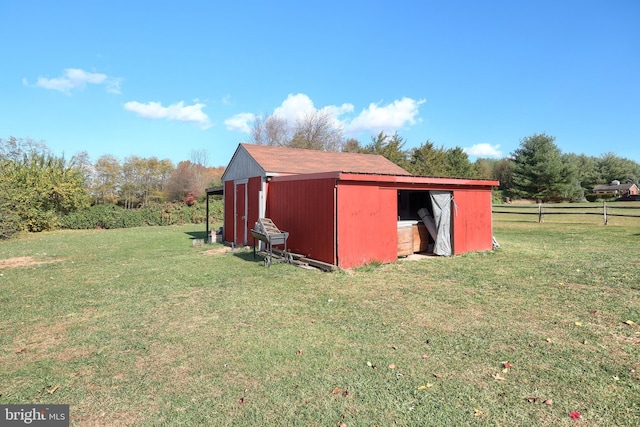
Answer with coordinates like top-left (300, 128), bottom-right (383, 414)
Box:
top-left (492, 202), bottom-right (640, 224)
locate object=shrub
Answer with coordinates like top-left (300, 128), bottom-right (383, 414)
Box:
top-left (59, 199), bottom-right (224, 230)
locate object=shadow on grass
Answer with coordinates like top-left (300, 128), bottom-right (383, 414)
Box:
top-left (232, 249), bottom-right (276, 268)
top-left (185, 231), bottom-right (208, 240)
top-left (232, 250), bottom-right (261, 262)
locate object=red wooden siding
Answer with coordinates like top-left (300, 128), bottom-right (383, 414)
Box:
top-left (452, 189), bottom-right (494, 254)
top-left (336, 183), bottom-right (398, 268)
top-left (234, 182), bottom-right (246, 246)
top-left (266, 178), bottom-right (336, 264)
top-left (224, 167), bottom-right (497, 267)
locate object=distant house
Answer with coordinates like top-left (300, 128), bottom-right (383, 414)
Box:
top-left (592, 181), bottom-right (639, 197)
top-left (217, 143), bottom-right (499, 269)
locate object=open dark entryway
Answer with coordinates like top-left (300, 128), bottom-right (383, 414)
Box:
top-left (397, 190), bottom-right (453, 256)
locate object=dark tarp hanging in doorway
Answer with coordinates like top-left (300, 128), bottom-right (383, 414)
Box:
top-left (430, 191), bottom-right (452, 256)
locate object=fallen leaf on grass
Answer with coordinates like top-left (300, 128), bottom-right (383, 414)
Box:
top-left (48, 385), bottom-right (60, 395)
top-left (433, 373), bottom-right (442, 378)
top-left (366, 361), bottom-right (376, 369)
top-left (474, 409), bottom-right (484, 417)
top-left (417, 384), bottom-right (433, 390)
top-left (388, 363), bottom-right (397, 369)
top-left (492, 373), bottom-right (506, 381)
top-left (624, 320), bottom-right (635, 325)
top-left (421, 354), bottom-right (430, 359)
top-left (15, 348), bottom-right (25, 354)
top-left (544, 399), bottom-right (553, 406)
top-left (36, 388), bottom-right (45, 399)
top-left (569, 411), bottom-right (582, 419)
top-left (574, 322), bottom-right (583, 327)
top-left (331, 387), bottom-right (349, 397)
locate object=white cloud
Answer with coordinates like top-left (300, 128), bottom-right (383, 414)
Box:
top-left (344, 97), bottom-right (425, 136)
top-left (225, 112), bottom-right (255, 132)
top-left (32, 68), bottom-right (121, 94)
top-left (271, 93), bottom-right (355, 126)
top-left (463, 143), bottom-right (502, 158)
top-left (272, 93), bottom-right (317, 122)
top-left (124, 100), bottom-right (212, 129)
top-left (227, 93), bottom-right (423, 138)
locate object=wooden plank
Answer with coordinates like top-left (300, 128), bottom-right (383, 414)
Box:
top-left (413, 224), bottom-right (430, 252)
top-left (397, 226), bottom-right (413, 256)
top-left (271, 248), bottom-right (337, 271)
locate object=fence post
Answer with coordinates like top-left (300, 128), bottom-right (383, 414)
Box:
top-left (603, 202), bottom-right (608, 225)
top-left (538, 202), bottom-right (543, 223)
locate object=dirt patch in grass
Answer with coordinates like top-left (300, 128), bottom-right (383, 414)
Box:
top-left (0, 256), bottom-right (63, 269)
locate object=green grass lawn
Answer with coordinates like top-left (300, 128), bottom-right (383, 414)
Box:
top-left (1, 218), bottom-right (639, 426)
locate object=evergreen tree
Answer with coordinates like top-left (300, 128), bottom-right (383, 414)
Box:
top-left (407, 141), bottom-right (448, 176)
top-left (361, 132), bottom-right (408, 169)
top-left (445, 147), bottom-right (476, 178)
top-left (511, 133), bottom-right (577, 202)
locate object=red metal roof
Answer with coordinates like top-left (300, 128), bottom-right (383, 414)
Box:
top-left (240, 143), bottom-right (412, 176)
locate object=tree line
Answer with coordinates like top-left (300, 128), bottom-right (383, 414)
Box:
top-left (2, 125), bottom-right (639, 239)
top-left (249, 112), bottom-right (640, 203)
top-left (0, 137), bottom-right (224, 238)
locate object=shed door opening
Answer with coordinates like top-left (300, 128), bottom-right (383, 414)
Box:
top-left (397, 190), bottom-right (452, 256)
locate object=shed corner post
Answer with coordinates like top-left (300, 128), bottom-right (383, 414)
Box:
top-left (206, 192), bottom-right (210, 242)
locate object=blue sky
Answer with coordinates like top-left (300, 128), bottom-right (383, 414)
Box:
top-left (1, 0), bottom-right (639, 167)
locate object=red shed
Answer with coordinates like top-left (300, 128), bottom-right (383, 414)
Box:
top-left (222, 143), bottom-right (498, 269)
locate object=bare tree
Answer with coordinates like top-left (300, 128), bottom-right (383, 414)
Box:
top-left (250, 110), bottom-right (344, 151)
top-left (250, 115), bottom-right (292, 146)
top-left (190, 148), bottom-right (209, 167)
top-left (0, 136), bottom-right (48, 161)
top-left (342, 138), bottom-right (363, 153)
top-left (290, 110), bottom-right (343, 151)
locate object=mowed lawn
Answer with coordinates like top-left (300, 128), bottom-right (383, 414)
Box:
top-left (1, 215), bottom-right (639, 426)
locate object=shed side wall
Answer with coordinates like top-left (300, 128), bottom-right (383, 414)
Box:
top-left (266, 178), bottom-right (336, 264)
top-left (452, 189), bottom-right (494, 254)
top-left (336, 182), bottom-right (398, 268)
